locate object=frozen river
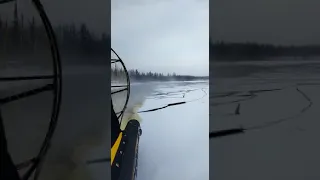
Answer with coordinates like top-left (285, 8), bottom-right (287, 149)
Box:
top-left (135, 81), bottom-right (209, 180)
top-left (210, 60), bottom-right (320, 180)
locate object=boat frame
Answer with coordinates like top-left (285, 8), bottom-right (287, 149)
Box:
top-left (0, 0), bottom-right (62, 179)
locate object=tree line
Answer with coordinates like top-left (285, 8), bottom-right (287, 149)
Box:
top-left (111, 67), bottom-right (208, 82)
top-left (0, 12), bottom-right (109, 58)
top-left (210, 39), bottom-right (320, 61)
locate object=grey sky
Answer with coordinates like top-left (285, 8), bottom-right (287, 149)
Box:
top-left (210, 0), bottom-right (320, 45)
top-left (112, 0), bottom-right (209, 76)
top-left (43, 0), bottom-right (109, 36)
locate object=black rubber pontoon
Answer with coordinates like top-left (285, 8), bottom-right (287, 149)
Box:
top-left (86, 48), bottom-right (141, 180)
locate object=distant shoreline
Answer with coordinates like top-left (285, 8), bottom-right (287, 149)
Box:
top-left (210, 41), bottom-right (320, 61)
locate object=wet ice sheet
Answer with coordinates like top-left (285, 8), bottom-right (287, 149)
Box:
top-left (210, 61), bottom-right (320, 180)
top-left (136, 81), bottom-right (209, 180)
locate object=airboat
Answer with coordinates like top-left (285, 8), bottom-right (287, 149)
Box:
top-left (1, 1), bottom-right (141, 180)
top-left (109, 48), bottom-right (142, 180)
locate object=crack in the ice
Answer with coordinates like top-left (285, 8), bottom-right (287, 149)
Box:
top-left (138, 88), bottom-right (208, 113)
top-left (211, 91), bottom-right (239, 98)
top-left (296, 87), bottom-right (313, 113)
top-left (211, 94), bottom-right (256, 107)
top-left (235, 103), bottom-right (241, 115)
top-left (211, 88), bottom-right (283, 107)
top-left (245, 87), bottom-right (313, 131)
top-left (147, 89), bottom-right (200, 100)
top-left (210, 85), bottom-right (314, 139)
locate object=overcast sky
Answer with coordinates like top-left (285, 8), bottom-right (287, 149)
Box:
top-left (210, 0), bottom-right (320, 45)
top-left (112, 0), bottom-right (209, 76)
top-left (1, 0), bottom-right (208, 76)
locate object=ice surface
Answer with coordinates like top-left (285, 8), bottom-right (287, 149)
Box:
top-left (136, 81), bottom-right (209, 180)
top-left (210, 60), bottom-right (320, 180)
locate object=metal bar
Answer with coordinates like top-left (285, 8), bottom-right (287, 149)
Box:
top-left (0, 75), bottom-right (54, 81)
top-left (0, 84), bottom-right (54, 104)
top-left (111, 59), bottom-right (120, 63)
top-left (111, 88), bottom-right (128, 94)
top-left (111, 85), bottom-right (128, 88)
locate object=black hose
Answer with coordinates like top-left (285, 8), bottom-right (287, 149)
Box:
top-left (209, 128), bottom-right (245, 138)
